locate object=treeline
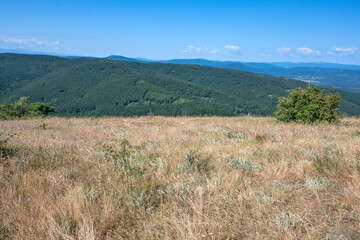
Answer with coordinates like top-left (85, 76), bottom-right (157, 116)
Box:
top-left (0, 96), bottom-right (54, 120)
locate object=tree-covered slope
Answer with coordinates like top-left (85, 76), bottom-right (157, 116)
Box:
top-left (1, 53), bottom-right (360, 116)
top-left (143, 58), bottom-right (360, 93)
top-left (249, 67), bottom-right (360, 92)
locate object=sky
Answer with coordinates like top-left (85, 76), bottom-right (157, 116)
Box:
top-left (1, 0), bottom-right (360, 64)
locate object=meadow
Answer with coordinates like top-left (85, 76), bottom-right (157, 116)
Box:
top-left (1, 116), bottom-right (360, 239)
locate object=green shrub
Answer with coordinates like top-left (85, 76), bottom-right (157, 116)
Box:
top-left (15, 96), bottom-right (29, 117)
top-left (0, 97), bottom-right (54, 119)
top-left (27, 102), bottom-right (55, 117)
top-left (275, 85), bottom-right (341, 124)
top-left (0, 102), bottom-right (16, 119)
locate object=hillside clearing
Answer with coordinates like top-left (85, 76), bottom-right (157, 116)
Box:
top-left (1, 116), bottom-right (360, 239)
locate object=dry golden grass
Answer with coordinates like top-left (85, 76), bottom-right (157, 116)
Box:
top-left (1, 116), bottom-right (360, 239)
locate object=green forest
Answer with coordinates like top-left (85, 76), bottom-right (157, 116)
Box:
top-left (1, 53), bottom-right (360, 117)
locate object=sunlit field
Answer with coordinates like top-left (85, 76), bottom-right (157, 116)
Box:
top-left (1, 116), bottom-right (360, 239)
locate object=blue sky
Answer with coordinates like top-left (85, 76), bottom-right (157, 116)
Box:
top-left (1, 0), bottom-right (360, 64)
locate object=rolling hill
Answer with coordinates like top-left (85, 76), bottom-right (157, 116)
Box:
top-left (1, 53), bottom-right (360, 116)
top-left (160, 59), bottom-right (360, 93)
top-left (107, 56), bottom-right (360, 93)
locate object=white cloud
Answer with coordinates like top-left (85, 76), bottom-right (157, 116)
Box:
top-left (181, 45), bottom-right (202, 53)
top-left (277, 47), bottom-right (293, 57)
top-left (277, 47), bottom-right (291, 54)
top-left (205, 47), bottom-right (221, 54)
top-left (332, 47), bottom-right (359, 56)
top-left (224, 45), bottom-right (240, 51)
top-left (296, 47), bottom-right (321, 56)
top-left (181, 44), bottom-right (241, 55)
top-left (326, 51), bottom-right (335, 56)
top-left (258, 53), bottom-right (272, 57)
top-left (1, 36), bottom-right (43, 46)
top-left (0, 36), bottom-right (63, 50)
top-left (181, 45), bottom-right (221, 54)
top-left (224, 45), bottom-right (241, 55)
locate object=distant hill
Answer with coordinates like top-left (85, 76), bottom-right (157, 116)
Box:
top-left (159, 59), bottom-right (254, 71)
top-left (270, 62), bottom-right (360, 71)
top-left (0, 48), bottom-right (86, 59)
top-left (104, 55), bottom-right (148, 63)
top-left (1, 53), bottom-right (360, 116)
top-left (255, 67), bottom-right (360, 93)
top-left (107, 57), bottom-right (360, 93)
top-left (161, 59), bottom-right (360, 93)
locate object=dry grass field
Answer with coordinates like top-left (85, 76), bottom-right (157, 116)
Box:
top-left (1, 116), bottom-right (360, 239)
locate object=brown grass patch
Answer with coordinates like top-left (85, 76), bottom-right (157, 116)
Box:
top-left (1, 116), bottom-right (360, 239)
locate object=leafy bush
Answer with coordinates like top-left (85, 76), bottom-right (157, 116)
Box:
top-left (27, 102), bottom-right (55, 117)
top-left (275, 85), bottom-right (341, 124)
top-left (0, 97), bottom-right (54, 119)
top-left (15, 96), bottom-right (29, 116)
top-left (0, 103), bottom-right (17, 119)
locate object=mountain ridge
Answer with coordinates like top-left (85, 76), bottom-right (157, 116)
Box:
top-left (105, 55), bottom-right (360, 93)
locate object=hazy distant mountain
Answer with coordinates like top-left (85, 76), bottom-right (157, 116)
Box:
top-left (0, 48), bottom-right (92, 59)
top-left (270, 62), bottom-right (360, 71)
top-left (158, 59), bottom-right (254, 71)
top-left (105, 55), bottom-right (148, 63)
top-left (256, 67), bottom-right (360, 93)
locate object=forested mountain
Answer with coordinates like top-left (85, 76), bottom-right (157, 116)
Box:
top-left (107, 56), bottom-right (360, 93)
top-left (255, 67), bottom-right (360, 93)
top-left (4, 50), bottom-right (360, 93)
top-left (1, 53), bottom-right (360, 116)
top-left (160, 59), bottom-right (360, 93)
